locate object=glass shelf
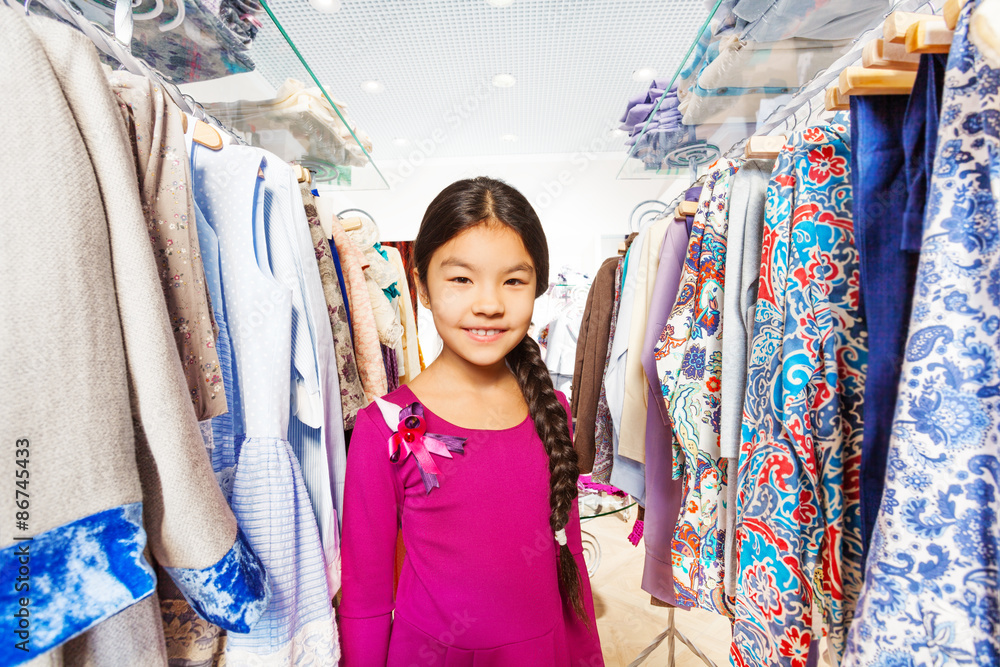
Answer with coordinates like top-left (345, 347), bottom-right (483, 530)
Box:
top-left (579, 489), bottom-right (637, 520)
top-left (56, 0), bottom-right (388, 189)
top-left (616, 0), bottom-right (941, 181)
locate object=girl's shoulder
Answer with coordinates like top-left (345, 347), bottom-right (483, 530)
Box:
top-left (355, 386), bottom-right (416, 435)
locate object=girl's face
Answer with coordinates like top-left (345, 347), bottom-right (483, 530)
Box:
top-left (418, 223), bottom-right (537, 372)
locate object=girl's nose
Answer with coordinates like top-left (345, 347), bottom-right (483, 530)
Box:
top-left (472, 287), bottom-right (504, 316)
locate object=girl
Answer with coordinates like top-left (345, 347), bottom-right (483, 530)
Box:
top-left (338, 177), bottom-right (603, 666)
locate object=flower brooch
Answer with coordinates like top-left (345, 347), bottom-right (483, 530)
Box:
top-left (374, 399), bottom-right (466, 494)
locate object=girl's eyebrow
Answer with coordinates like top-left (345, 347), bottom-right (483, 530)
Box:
top-left (504, 262), bottom-right (534, 274)
top-left (438, 258), bottom-right (476, 271)
top-left (439, 259), bottom-right (533, 274)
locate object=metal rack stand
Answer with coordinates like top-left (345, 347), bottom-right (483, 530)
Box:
top-left (628, 608), bottom-right (719, 667)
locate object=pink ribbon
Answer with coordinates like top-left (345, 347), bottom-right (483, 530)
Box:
top-left (383, 402), bottom-right (466, 494)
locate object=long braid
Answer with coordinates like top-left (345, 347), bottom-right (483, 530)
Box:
top-left (507, 334), bottom-right (587, 621)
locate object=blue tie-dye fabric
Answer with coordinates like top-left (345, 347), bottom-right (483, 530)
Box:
top-left (164, 526), bottom-right (270, 634)
top-left (0, 503), bottom-right (154, 667)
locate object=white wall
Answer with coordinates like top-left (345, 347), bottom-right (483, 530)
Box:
top-left (315, 152), bottom-right (685, 277)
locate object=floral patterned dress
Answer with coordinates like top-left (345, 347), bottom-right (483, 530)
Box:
top-left (109, 71), bottom-right (227, 421)
top-left (653, 159), bottom-right (740, 616)
top-left (300, 187), bottom-right (366, 429)
top-left (843, 2), bottom-right (1000, 664)
top-left (733, 122), bottom-right (866, 667)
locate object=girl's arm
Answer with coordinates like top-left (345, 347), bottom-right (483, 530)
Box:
top-left (338, 407), bottom-right (402, 666)
top-left (557, 392), bottom-right (606, 666)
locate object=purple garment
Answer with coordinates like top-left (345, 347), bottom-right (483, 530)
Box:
top-left (641, 215), bottom-right (693, 607)
top-left (684, 186), bottom-right (702, 235)
top-left (339, 386), bottom-right (603, 666)
top-left (381, 344), bottom-right (399, 393)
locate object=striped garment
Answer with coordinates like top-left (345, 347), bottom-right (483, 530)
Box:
top-left (189, 140), bottom-right (338, 665)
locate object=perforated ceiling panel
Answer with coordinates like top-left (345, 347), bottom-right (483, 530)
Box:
top-left (251, 0), bottom-right (710, 160)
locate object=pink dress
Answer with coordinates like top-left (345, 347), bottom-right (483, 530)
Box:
top-left (339, 385), bottom-right (603, 666)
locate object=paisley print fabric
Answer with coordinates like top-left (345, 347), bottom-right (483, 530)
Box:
top-left (733, 122), bottom-right (866, 667)
top-left (844, 2), bottom-right (1000, 664)
top-left (160, 596), bottom-right (227, 667)
top-left (591, 257), bottom-right (626, 484)
top-left (654, 159), bottom-right (740, 616)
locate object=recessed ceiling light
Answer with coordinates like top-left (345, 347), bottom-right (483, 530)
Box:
top-left (393, 138), bottom-right (411, 147)
top-left (361, 80), bottom-right (384, 94)
top-left (632, 67), bottom-right (657, 82)
top-left (492, 73), bottom-right (517, 88)
top-left (487, 0), bottom-right (515, 5)
top-left (308, 0), bottom-right (341, 13)
top-left (502, 134), bottom-right (518, 142)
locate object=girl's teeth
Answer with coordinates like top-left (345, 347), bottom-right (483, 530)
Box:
top-left (471, 329), bottom-right (500, 335)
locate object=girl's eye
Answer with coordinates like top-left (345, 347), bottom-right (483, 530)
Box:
top-left (449, 277), bottom-right (471, 284)
top-left (505, 278), bottom-right (525, 286)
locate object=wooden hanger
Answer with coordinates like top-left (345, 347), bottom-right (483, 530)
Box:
top-left (906, 16), bottom-right (953, 54)
top-left (293, 165), bottom-right (312, 184)
top-left (839, 66), bottom-right (918, 95)
top-left (945, 0), bottom-right (970, 30)
top-left (672, 200), bottom-right (698, 220)
top-left (617, 241), bottom-right (628, 256)
top-left (744, 135), bottom-right (787, 160)
top-left (340, 216), bottom-right (364, 231)
top-left (862, 38), bottom-right (921, 70)
top-left (825, 85), bottom-right (850, 111)
top-left (884, 12), bottom-right (926, 44)
top-left (181, 114), bottom-right (224, 150)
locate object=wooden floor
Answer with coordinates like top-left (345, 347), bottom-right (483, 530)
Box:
top-left (585, 510), bottom-right (733, 667)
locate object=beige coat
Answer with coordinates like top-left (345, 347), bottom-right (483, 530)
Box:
top-left (1, 8), bottom-right (240, 665)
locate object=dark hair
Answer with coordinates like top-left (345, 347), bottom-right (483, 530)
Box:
top-left (413, 176), bottom-right (586, 620)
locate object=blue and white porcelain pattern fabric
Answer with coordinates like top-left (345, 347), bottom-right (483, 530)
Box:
top-left (163, 527), bottom-right (270, 634)
top-left (189, 141), bottom-right (338, 665)
top-left (843, 2), bottom-right (1000, 664)
top-left (0, 504), bottom-right (155, 667)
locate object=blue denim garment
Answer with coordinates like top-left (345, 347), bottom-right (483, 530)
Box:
top-left (849, 94), bottom-right (919, 568)
top-left (328, 236), bottom-right (353, 341)
top-left (902, 54), bottom-right (948, 251)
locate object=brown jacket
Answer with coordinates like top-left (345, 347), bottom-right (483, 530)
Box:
top-left (570, 256), bottom-right (621, 473)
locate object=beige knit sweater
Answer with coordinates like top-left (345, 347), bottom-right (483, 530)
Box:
top-left (1, 7), bottom-right (241, 665)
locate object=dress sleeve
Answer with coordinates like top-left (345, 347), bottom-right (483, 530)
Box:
top-left (338, 408), bottom-right (402, 666)
top-left (555, 392), bottom-right (605, 665)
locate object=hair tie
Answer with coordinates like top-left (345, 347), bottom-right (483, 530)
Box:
top-left (555, 528), bottom-right (567, 546)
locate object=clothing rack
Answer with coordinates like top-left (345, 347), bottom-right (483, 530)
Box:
top-left (629, 608), bottom-right (718, 667)
top-left (630, 2), bottom-right (951, 664)
top-left (628, 199), bottom-right (671, 232)
top-left (336, 207), bottom-right (378, 223)
top-left (17, 0), bottom-right (240, 143)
